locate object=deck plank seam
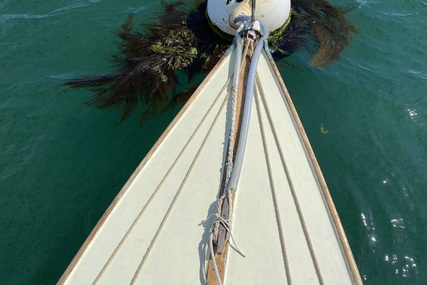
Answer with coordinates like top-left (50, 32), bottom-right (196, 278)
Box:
top-left (92, 76), bottom-right (232, 284)
top-left (255, 71), bottom-right (325, 285)
top-left (254, 80), bottom-right (293, 285)
top-left (130, 78), bottom-right (231, 284)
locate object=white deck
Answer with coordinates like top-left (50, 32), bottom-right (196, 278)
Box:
top-left (59, 49), bottom-right (361, 284)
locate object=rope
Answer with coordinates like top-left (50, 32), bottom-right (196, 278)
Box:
top-left (209, 233), bottom-right (223, 285)
top-left (205, 39), bottom-right (245, 285)
top-left (251, 0), bottom-right (256, 27)
top-left (223, 28), bottom-right (244, 193)
top-left (216, 214), bottom-right (245, 257)
top-left (255, 73), bottom-right (325, 285)
top-left (211, 195), bottom-right (245, 254)
top-left (207, 22), bottom-right (268, 284)
top-left (206, 21), bottom-right (273, 285)
top-left (213, 194), bottom-right (225, 243)
top-left (207, 211), bottom-right (246, 285)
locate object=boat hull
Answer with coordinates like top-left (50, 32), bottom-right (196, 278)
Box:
top-left (58, 48), bottom-right (361, 284)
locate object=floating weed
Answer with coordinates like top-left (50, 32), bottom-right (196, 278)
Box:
top-left (320, 124), bottom-right (330, 134)
top-left (65, 0), bottom-right (358, 122)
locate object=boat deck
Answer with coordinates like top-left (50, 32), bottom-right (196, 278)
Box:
top-left (59, 49), bottom-right (361, 284)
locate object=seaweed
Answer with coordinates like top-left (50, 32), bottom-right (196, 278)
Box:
top-left (66, 0), bottom-right (358, 122)
top-left (66, 1), bottom-right (227, 122)
top-left (271, 0), bottom-right (359, 66)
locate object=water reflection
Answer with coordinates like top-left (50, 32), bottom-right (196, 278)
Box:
top-left (384, 253), bottom-right (418, 279)
top-left (361, 212), bottom-right (377, 252)
top-left (390, 218), bottom-right (405, 229)
top-left (406, 107), bottom-right (418, 119)
top-left (359, 209), bottom-right (421, 282)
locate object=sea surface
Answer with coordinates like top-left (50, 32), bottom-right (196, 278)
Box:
top-left (1, 0), bottom-right (426, 284)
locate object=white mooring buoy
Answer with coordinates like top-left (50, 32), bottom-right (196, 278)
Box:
top-left (207, 0), bottom-right (291, 35)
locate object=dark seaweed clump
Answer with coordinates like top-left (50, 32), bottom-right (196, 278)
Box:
top-left (66, 0), bottom-right (358, 122)
top-left (271, 0), bottom-right (359, 66)
top-left (66, 1), bottom-right (228, 122)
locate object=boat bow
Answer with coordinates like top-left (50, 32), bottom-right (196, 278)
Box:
top-left (59, 20), bottom-right (362, 285)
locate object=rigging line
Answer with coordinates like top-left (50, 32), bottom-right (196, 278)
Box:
top-left (216, 214), bottom-right (245, 257)
top-left (209, 233), bottom-right (223, 285)
top-left (255, 72), bottom-right (325, 285)
top-left (228, 20), bottom-right (270, 190)
top-left (93, 74), bottom-right (233, 284)
top-left (251, 0), bottom-right (256, 26)
top-left (224, 29), bottom-right (243, 193)
top-left (130, 75), bottom-right (232, 285)
top-left (254, 79), bottom-right (292, 285)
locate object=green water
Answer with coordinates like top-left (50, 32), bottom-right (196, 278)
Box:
top-left (1, 0), bottom-right (426, 284)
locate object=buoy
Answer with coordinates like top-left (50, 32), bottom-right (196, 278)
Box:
top-left (207, 0), bottom-right (291, 35)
